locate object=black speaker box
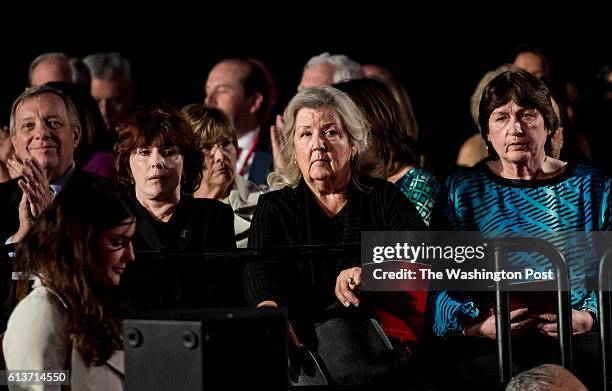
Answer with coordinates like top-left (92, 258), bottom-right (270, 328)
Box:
top-left (124, 307), bottom-right (289, 390)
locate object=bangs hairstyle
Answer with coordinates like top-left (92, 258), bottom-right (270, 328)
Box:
top-left (114, 104), bottom-right (203, 194)
top-left (479, 69), bottom-right (559, 160)
top-left (268, 86), bottom-right (368, 189)
top-left (181, 104), bottom-right (237, 148)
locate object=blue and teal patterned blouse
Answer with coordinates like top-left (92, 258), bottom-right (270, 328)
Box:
top-left (395, 167), bottom-right (441, 227)
top-left (430, 162), bottom-right (612, 336)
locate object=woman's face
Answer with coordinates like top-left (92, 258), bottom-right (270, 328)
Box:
top-left (129, 145), bottom-right (184, 201)
top-left (293, 107), bottom-right (355, 186)
top-left (487, 101), bottom-right (549, 165)
top-left (95, 217), bottom-right (136, 287)
top-left (201, 138), bottom-right (237, 195)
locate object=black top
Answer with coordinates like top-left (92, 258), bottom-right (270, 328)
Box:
top-left (244, 177), bottom-right (425, 340)
top-left (131, 194), bottom-right (235, 252)
top-left (124, 195), bottom-right (242, 308)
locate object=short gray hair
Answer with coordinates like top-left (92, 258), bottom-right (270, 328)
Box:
top-left (268, 86), bottom-right (368, 189)
top-left (304, 52), bottom-right (363, 84)
top-left (83, 52), bottom-right (132, 82)
top-left (9, 85), bottom-right (81, 139)
top-left (505, 364), bottom-right (586, 391)
top-left (28, 52), bottom-right (92, 89)
top-left (28, 52), bottom-right (69, 85)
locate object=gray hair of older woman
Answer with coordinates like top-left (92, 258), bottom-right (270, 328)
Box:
top-left (479, 69), bottom-right (559, 160)
top-left (268, 86), bottom-right (369, 189)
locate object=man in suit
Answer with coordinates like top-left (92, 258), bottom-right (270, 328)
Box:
top-left (0, 85), bottom-right (83, 244)
top-left (83, 52), bottom-right (134, 135)
top-left (204, 58), bottom-right (273, 185)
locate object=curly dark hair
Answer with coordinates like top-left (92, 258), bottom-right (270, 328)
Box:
top-left (14, 179), bottom-right (134, 366)
top-left (114, 104), bottom-right (203, 194)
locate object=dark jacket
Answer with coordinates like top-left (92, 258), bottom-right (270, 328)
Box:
top-left (0, 170), bottom-right (103, 243)
top-left (131, 195), bottom-right (236, 253)
top-left (124, 195), bottom-right (242, 309)
top-left (247, 142), bottom-right (273, 185)
top-left (245, 177), bottom-right (425, 339)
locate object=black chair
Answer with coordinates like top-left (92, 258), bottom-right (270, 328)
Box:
top-left (490, 237), bottom-right (572, 387)
top-left (599, 248), bottom-right (612, 391)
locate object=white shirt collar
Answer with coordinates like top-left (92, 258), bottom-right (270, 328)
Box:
top-left (237, 127), bottom-right (260, 150)
top-left (50, 162), bottom-right (76, 195)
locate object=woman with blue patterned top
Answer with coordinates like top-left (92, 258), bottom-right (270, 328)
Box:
top-left (430, 70), bottom-right (610, 386)
top-left (335, 78), bottom-right (440, 226)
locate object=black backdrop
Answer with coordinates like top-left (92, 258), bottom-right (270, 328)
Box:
top-left (1, 3), bottom-right (609, 174)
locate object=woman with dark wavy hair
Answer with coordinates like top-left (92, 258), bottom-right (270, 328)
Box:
top-left (3, 179), bottom-right (136, 390)
top-left (113, 104), bottom-right (239, 308)
top-left (114, 104), bottom-right (235, 252)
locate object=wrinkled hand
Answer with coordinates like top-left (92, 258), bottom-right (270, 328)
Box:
top-left (12, 193), bottom-right (35, 243)
top-left (534, 309), bottom-right (594, 337)
top-left (12, 158), bottom-right (54, 241)
top-left (18, 158), bottom-right (54, 218)
top-left (335, 267), bottom-right (361, 307)
top-left (270, 114), bottom-right (285, 170)
top-left (464, 307), bottom-right (535, 339)
top-left (6, 157), bottom-right (24, 178)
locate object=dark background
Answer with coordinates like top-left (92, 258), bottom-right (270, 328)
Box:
top-left (1, 3), bottom-right (609, 174)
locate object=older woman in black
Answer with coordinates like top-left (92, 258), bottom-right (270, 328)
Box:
top-left (245, 87), bottom-right (425, 383)
top-left (114, 104), bottom-right (239, 307)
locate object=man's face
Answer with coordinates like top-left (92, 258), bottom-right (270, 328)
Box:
top-left (298, 62), bottom-right (335, 91)
top-left (11, 93), bottom-right (80, 181)
top-left (513, 52), bottom-right (546, 80)
top-left (91, 76), bottom-right (133, 133)
top-left (204, 62), bottom-right (252, 129)
top-left (30, 59), bottom-right (73, 87)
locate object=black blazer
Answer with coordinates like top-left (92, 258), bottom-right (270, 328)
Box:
top-left (130, 195), bottom-right (236, 253)
top-left (247, 148), bottom-right (273, 186)
top-left (245, 177), bottom-right (425, 330)
top-left (125, 195), bottom-right (242, 309)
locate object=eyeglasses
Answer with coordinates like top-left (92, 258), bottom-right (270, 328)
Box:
top-left (201, 140), bottom-right (235, 156)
